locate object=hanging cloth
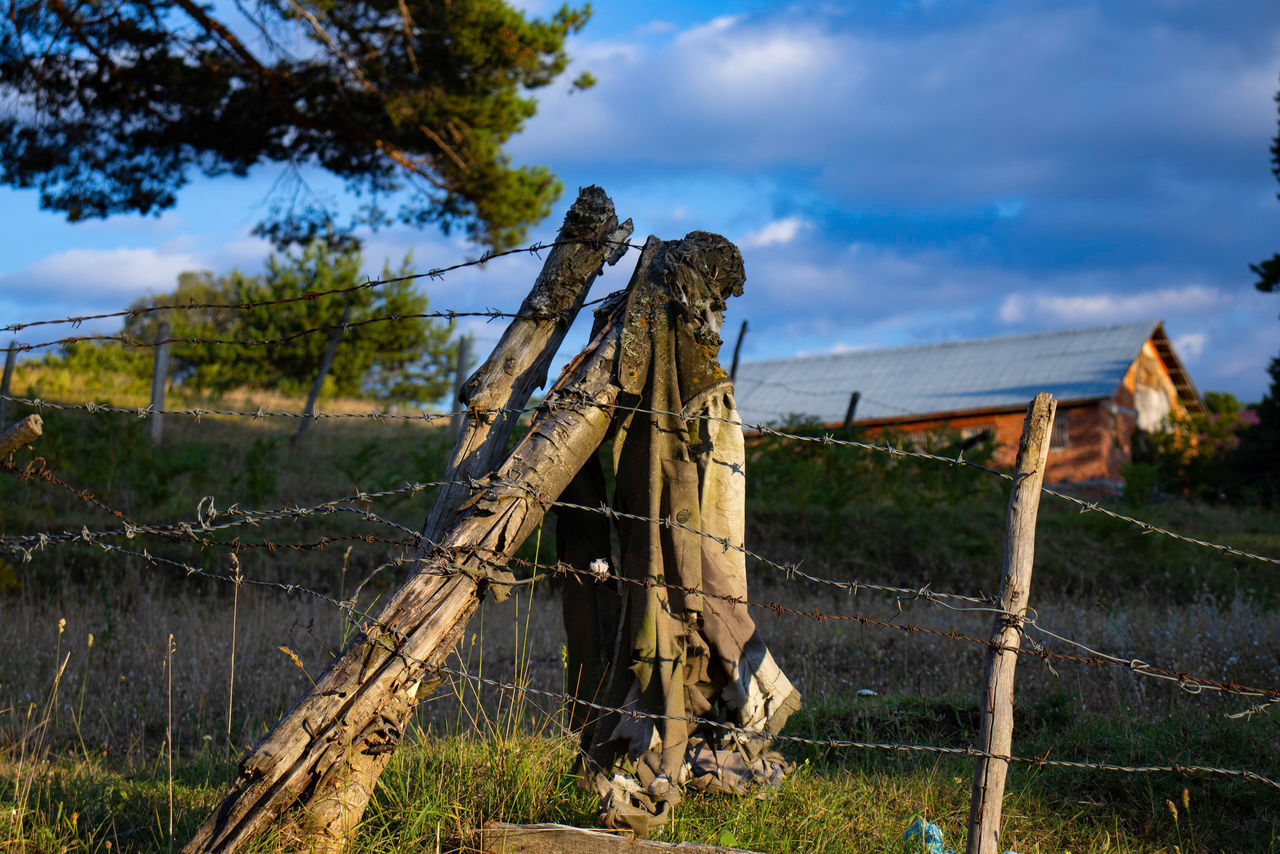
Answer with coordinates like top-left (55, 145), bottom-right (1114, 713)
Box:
top-left (558, 233), bottom-right (801, 838)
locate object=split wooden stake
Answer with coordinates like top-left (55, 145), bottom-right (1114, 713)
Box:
top-left (965, 392), bottom-right (1056, 854)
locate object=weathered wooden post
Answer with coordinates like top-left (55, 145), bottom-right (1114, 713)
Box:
top-left (965, 392), bottom-right (1056, 854)
top-left (149, 319), bottom-right (171, 442)
top-left (729, 319), bottom-right (748, 383)
top-left (0, 339), bottom-right (16, 430)
top-left (0, 413), bottom-right (42, 458)
top-left (841, 390), bottom-right (861, 431)
top-left (294, 302), bottom-right (353, 447)
top-left (183, 186), bottom-right (637, 853)
top-left (449, 334), bottom-right (472, 439)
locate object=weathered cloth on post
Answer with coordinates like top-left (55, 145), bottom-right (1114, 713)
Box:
top-left (557, 232), bottom-right (801, 838)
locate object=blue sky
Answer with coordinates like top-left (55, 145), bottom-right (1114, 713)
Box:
top-left (2, 0), bottom-right (1279, 401)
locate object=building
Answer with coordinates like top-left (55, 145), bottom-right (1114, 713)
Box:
top-left (732, 320), bottom-right (1203, 487)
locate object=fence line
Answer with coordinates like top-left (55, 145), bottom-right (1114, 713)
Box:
top-left (11, 478), bottom-right (1273, 706)
top-left (0, 237), bottom-right (643, 336)
top-left (6, 392), bottom-right (1277, 568)
top-left (11, 308), bottom-right (579, 354)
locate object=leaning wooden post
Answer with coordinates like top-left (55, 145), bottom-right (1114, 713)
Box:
top-left (149, 319), bottom-right (171, 442)
top-left (183, 186), bottom-right (636, 854)
top-left (449, 334), bottom-right (472, 439)
top-left (0, 339), bottom-right (16, 430)
top-left (966, 392), bottom-right (1056, 854)
top-left (0, 414), bottom-right (42, 458)
top-left (294, 302), bottom-right (353, 447)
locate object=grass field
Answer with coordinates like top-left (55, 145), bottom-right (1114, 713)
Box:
top-left (0, 382), bottom-right (1278, 853)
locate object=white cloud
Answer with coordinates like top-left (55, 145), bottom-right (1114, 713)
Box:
top-left (10, 247), bottom-right (203, 305)
top-left (1173, 331), bottom-right (1209, 361)
top-left (997, 285), bottom-right (1226, 325)
top-left (740, 217), bottom-right (809, 248)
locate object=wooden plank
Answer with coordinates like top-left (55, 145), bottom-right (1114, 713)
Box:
top-left (965, 392), bottom-right (1056, 854)
top-left (474, 822), bottom-right (765, 854)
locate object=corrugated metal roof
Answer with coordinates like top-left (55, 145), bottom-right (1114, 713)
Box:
top-left (732, 320), bottom-right (1159, 426)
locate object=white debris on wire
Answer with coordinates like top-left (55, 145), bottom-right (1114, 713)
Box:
top-left (590, 558), bottom-right (611, 580)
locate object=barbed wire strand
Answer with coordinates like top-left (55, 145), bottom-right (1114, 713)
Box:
top-left (1, 237), bottom-right (643, 336)
top-left (7, 392), bottom-right (1275, 568)
top-left (435, 662), bottom-right (1280, 790)
top-left (16, 477), bottom-right (1273, 705)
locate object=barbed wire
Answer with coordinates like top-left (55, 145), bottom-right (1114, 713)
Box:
top-left (1, 456), bottom-right (139, 527)
top-left (436, 662), bottom-right (1280, 790)
top-left (10, 307), bottom-right (594, 354)
top-left (0, 392), bottom-right (453, 423)
top-left (1, 237), bottom-right (643, 337)
top-left (8, 474), bottom-right (1275, 705)
top-left (5, 391), bottom-right (1277, 569)
top-left (60, 521), bottom-right (1279, 787)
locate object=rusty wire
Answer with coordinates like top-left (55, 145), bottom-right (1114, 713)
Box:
top-left (9, 477), bottom-right (1273, 706)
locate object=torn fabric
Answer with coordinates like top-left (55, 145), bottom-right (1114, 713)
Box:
top-left (557, 232), bottom-right (801, 838)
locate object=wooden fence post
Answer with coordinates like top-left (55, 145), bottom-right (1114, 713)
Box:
top-left (841, 391), bottom-right (861, 431)
top-left (182, 186), bottom-right (636, 854)
top-left (0, 414), bottom-right (42, 458)
top-left (729, 319), bottom-right (748, 383)
top-left (0, 339), bottom-right (16, 430)
top-left (294, 302), bottom-right (353, 447)
top-left (450, 334), bottom-right (472, 438)
top-left (149, 319), bottom-right (171, 442)
top-left (965, 392), bottom-right (1056, 854)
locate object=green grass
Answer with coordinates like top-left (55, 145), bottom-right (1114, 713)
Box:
top-left (4, 698), bottom-right (1276, 853)
top-left (1, 399), bottom-right (1278, 852)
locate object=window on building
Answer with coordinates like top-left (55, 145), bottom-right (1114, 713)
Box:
top-left (1050, 411), bottom-right (1069, 449)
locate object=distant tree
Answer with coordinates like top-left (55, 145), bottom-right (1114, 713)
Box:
top-left (1238, 79), bottom-right (1280, 503)
top-left (1232, 358), bottom-right (1280, 504)
top-left (124, 242), bottom-right (457, 403)
top-left (0, 0), bottom-right (592, 250)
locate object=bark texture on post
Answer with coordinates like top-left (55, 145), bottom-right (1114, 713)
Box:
top-left (184, 187), bottom-right (628, 854)
top-left (965, 392), bottom-right (1056, 854)
top-left (297, 187), bottom-right (630, 846)
top-left (0, 413), bottom-right (42, 458)
top-left (423, 185), bottom-right (633, 544)
top-left (184, 311), bottom-right (625, 854)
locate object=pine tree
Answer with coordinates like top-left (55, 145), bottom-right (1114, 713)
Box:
top-left (0, 0), bottom-right (591, 249)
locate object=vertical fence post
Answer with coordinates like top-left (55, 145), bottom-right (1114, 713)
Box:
top-left (149, 319), bottom-right (171, 443)
top-left (0, 339), bottom-right (16, 430)
top-left (841, 390), bottom-right (861, 431)
top-left (450, 334), bottom-right (472, 438)
top-left (966, 391), bottom-right (1056, 854)
top-left (293, 302), bottom-right (353, 448)
top-left (729, 319), bottom-right (748, 383)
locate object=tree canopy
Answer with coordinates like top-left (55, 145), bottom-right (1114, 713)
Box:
top-left (123, 242), bottom-right (458, 403)
top-left (0, 0), bottom-right (592, 249)
top-left (36, 244), bottom-right (456, 405)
